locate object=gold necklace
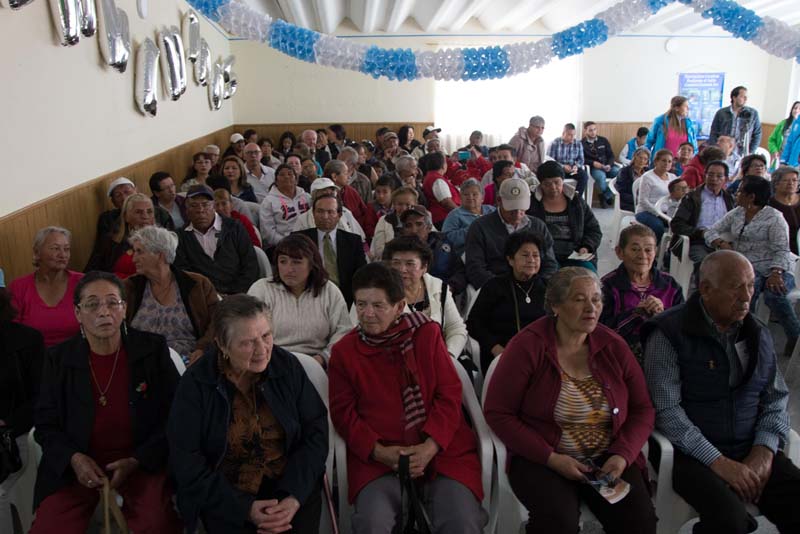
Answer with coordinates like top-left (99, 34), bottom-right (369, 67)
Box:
top-left (88, 344), bottom-right (121, 407)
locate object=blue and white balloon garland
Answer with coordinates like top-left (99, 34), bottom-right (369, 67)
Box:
top-left (187, 0), bottom-right (800, 82)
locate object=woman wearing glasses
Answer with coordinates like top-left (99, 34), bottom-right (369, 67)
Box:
top-left (30, 271), bottom-right (182, 534)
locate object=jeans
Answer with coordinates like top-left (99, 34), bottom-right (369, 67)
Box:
top-left (752, 271), bottom-right (800, 340)
top-left (590, 165), bottom-right (620, 199)
top-left (635, 212), bottom-right (667, 243)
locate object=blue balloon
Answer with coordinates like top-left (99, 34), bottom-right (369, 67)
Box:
top-left (702, 0), bottom-right (762, 40)
top-left (551, 19), bottom-right (609, 59)
top-left (192, 0), bottom-right (228, 19)
top-left (647, 0), bottom-right (675, 12)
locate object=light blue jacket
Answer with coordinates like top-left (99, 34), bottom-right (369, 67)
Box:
top-left (781, 118), bottom-right (800, 167)
top-left (442, 205), bottom-right (495, 256)
top-left (645, 114), bottom-right (697, 160)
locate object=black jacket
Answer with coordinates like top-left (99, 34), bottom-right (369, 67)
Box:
top-left (294, 228), bottom-right (367, 307)
top-left (174, 216), bottom-right (259, 295)
top-left (0, 321), bottom-right (45, 437)
top-left (582, 136), bottom-right (616, 167)
top-left (33, 329), bottom-right (178, 508)
top-left (669, 184), bottom-right (735, 248)
top-left (528, 188), bottom-right (603, 262)
top-left (167, 347), bottom-right (328, 533)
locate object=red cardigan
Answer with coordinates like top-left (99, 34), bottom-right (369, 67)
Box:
top-left (329, 322), bottom-right (483, 503)
top-left (484, 316), bottom-right (654, 471)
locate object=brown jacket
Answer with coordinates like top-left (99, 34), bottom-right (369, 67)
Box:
top-left (124, 267), bottom-right (218, 353)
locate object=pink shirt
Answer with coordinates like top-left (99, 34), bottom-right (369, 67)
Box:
top-left (9, 271), bottom-right (83, 347)
top-left (665, 128), bottom-right (688, 157)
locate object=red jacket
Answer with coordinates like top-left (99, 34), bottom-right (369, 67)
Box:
top-left (422, 171), bottom-right (461, 225)
top-left (680, 154), bottom-right (706, 189)
top-left (484, 316), bottom-right (654, 471)
top-left (340, 184), bottom-right (376, 239)
top-left (231, 210), bottom-right (261, 247)
top-left (329, 322), bottom-right (483, 503)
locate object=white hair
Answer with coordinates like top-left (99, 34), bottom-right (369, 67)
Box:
top-left (128, 226), bottom-right (179, 265)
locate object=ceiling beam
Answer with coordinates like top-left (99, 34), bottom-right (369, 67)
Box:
top-left (447, 0), bottom-right (493, 31)
top-left (539, 0), bottom-right (617, 32)
top-left (508, 0), bottom-right (560, 32)
top-left (386, 0), bottom-right (417, 32)
top-left (275, 0), bottom-right (313, 28)
top-left (313, 0), bottom-right (345, 33)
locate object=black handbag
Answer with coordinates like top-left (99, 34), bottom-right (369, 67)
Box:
top-left (398, 455), bottom-right (433, 534)
top-left (0, 350), bottom-right (24, 483)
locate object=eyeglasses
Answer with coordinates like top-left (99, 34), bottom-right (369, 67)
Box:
top-left (78, 299), bottom-right (125, 313)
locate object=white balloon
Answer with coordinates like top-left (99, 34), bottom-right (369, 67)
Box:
top-left (135, 37), bottom-right (159, 117)
top-left (97, 0), bottom-right (130, 72)
top-left (208, 62), bottom-right (224, 111)
top-left (49, 0), bottom-right (80, 46)
top-left (136, 0), bottom-right (146, 19)
top-left (195, 37), bottom-right (211, 86)
top-left (182, 11), bottom-right (200, 63)
top-left (158, 27), bottom-right (186, 101)
top-left (79, 0), bottom-right (96, 37)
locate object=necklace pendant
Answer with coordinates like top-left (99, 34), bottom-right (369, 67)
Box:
top-left (99, 395), bottom-right (107, 407)
top-left (525, 296), bottom-right (531, 304)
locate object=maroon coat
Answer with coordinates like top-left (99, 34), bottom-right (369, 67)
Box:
top-left (484, 316), bottom-right (654, 471)
top-left (680, 154), bottom-right (706, 189)
top-left (329, 322), bottom-right (483, 503)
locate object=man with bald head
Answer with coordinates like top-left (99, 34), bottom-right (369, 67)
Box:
top-left (300, 129), bottom-right (330, 168)
top-left (242, 142), bottom-right (275, 202)
top-left (643, 250), bottom-right (800, 534)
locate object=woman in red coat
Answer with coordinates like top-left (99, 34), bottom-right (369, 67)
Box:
top-left (329, 262), bottom-right (486, 534)
top-left (484, 266), bottom-right (656, 534)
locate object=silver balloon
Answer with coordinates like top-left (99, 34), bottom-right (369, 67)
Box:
top-left (182, 11), bottom-right (200, 63)
top-left (49, 0), bottom-right (80, 46)
top-left (78, 0), bottom-right (96, 37)
top-left (97, 0), bottom-right (130, 73)
top-left (194, 37), bottom-right (210, 86)
top-left (158, 27), bottom-right (187, 101)
top-left (136, 0), bottom-right (146, 19)
top-left (208, 62), bottom-right (224, 111)
top-left (135, 37), bottom-right (159, 117)
top-left (221, 55), bottom-right (237, 100)
top-left (9, 0), bottom-right (36, 9)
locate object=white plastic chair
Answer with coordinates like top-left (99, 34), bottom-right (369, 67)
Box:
top-left (460, 284), bottom-right (481, 320)
top-left (464, 336), bottom-right (484, 395)
top-left (755, 147), bottom-right (771, 170)
top-left (608, 178), bottom-right (635, 248)
top-left (669, 235), bottom-right (692, 299)
top-left (650, 429), bottom-right (800, 534)
top-left (653, 196), bottom-right (674, 271)
top-left (583, 165), bottom-right (595, 206)
top-left (9, 429), bottom-right (40, 533)
top-left (254, 246), bottom-right (272, 279)
top-left (168, 348), bottom-right (187, 375)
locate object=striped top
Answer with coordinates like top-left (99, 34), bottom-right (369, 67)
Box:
top-left (553, 371), bottom-right (612, 461)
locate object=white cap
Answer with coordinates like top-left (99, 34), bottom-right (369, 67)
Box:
top-left (499, 177), bottom-right (531, 211)
top-left (230, 133), bottom-right (244, 143)
top-left (107, 177), bottom-right (135, 197)
top-left (310, 177), bottom-right (339, 192)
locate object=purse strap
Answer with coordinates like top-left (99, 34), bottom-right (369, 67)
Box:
top-left (439, 283), bottom-right (448, 331)
top-left (323, 472), bottom-right (340, 534)
top-left (102, 479), bottom-right (129, 534)
top-left (398, 455), bottom-right (433, 534)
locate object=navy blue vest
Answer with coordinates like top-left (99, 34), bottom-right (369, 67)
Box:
top-left (642, 294), bottom-right (776, 460)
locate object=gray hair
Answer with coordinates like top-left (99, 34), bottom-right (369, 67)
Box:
top-left (338, 146), bottom-right (359, 166)
top-left (460, 178), bottom-right (482, 194)
top-left (425, 138), bottom-right (441, 151)
top-left (771, 165), bottom-right (799, 187)
top-left (204, 144), bottom-right (220, 154)
top-left (33, 226), bottom-right (72, 267)
top-left (324, 159), bottom-right (348, 177)
top-left (699, 250), bottom-right (751, 287)
top-left (529, 116), bottom-right (545, 127)
top-left (632, 147), bottom-right (651, 159)
top-left (544, 267), bottom-right (601, 315)
top-left (128, 226), bottom-right (179, 264)
top-left (395, 154), bottom-right (417, 174)
top-left (213, 294), bottom-right (271, 352)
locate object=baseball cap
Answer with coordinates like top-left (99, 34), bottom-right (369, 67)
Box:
top-left (107, 177), bottom-right (135, 197)
top-left (499, 178), bottom-right (531, 211)
top-left (422, 126), bottom-right (441, 138)
top-left (399, 204), bottom-right (430, 223)
top-left (383, 131), bottom-right (398, 140)
top-left (230, 133), bottom-right (245, 143)
top-left (186, 184), bottom-right (215, 200)
top-left (310, 177), bottom-right (339, 192)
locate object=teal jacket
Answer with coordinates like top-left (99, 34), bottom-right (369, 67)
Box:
top-left (645, 114), bottom-right (697, 159)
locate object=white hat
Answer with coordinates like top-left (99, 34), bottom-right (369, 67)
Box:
top-left (310, 177), bottom-right (339, 192)
top-left (499, 178), bottom-right (531, 211)
top-left (230, 133), bottom-right (245, 143)
top-left (107, 177), bottom-right (135, 197)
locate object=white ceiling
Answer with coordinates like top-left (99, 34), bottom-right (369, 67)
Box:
top-left (241, 0), bottom-right (800, 37)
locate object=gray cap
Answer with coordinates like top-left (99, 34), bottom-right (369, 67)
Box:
top-left (107, 177), bottom-right (135, 197)
top-left (498, 178), bottom-right (531, 211)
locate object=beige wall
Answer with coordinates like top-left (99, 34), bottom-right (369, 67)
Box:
top-left (0, 0), bottom-right (232, 217)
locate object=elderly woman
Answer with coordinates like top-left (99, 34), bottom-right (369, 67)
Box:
top-left (370, 185), bottom-right (419, 260)
top-left (529, 161), bottom-right (602, 270)
top-left (248, 234), bottom-right (351, 367)
top-left (769, 166), bottom-right (800, 255)
top-left (635, 149), bottom-right (676, 243)
top-left (441, 178), bottom-right (495, 257)
top-left (329, 262), bottom-right (487, 534)
top-left (9, 227), bottom-right (83, 347)
top-left (727, 153), bottom-right (769, 195)
top-left (181, 152), bottom-right (214, 192)
top-left (0, 275), bottom-right (45, 534)
top-left (381, 236), bottom-right (467, 357)
top-left (615, 147), bottom-right (650, 212)
top-left (259, 164), bottom-right (312, 248)
top-left (167, 295), bottom-right (327, 534)
top-left (30, 271), bottom-right (181, 534)
top-left (85, 193), bottom-right (158, 278)
top-left (706, 175), bottom-right (800, 357)
top-left (467, 231), bottom-right (547, 373)
top-left (600, 224), bottom-right (684, 365)
top-left (484, 267), bottom-right (656, 534)
top-left (123, 226), bottom-right (218, 364)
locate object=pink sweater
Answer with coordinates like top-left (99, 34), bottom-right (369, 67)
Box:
top-left (10, 271), bottom-right (83, 347)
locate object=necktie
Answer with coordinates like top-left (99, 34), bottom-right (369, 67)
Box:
top-left (324, 233), bottom-right (339, 285)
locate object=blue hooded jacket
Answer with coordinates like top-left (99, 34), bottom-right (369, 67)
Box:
top-left (645, 114), bottom-right (697, 160)
top-left (781, 118), bottom-right (800, 166)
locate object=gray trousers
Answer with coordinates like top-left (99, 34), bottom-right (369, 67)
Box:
top-left (352, 474), bottom-right (487, 534)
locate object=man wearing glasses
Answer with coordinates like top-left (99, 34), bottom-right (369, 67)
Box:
top-left (243, 143), bottom-right (275, 202)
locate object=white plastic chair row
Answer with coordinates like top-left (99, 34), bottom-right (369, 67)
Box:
top-left (607, 178), bottom-right (636, 248)
top-left (669, 234), bottom-right (692, 300)
top-left (254, 246), bottom-right (272, 280)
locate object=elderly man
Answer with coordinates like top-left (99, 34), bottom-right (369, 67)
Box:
top-left (294, 193), bottom-right (366, 306)
top-left (337, 146), bottom-right (372, 205)
top-left (643, 250), bottom-right (800, 534)
top-left (509, 115), bottom-right (546, 172)
top-left (223, 133), bottom-right (245, 159)
top-left (300, 129), bottom-right (330, 168)
top-left (394, 154), bottom-right (426, 205)
top-left (717, 135), bottom-right (742, 178)
top-left (670, 160), bottom-right (734, 267)
top-left (464, 177), bottom-right (557, 288)
top-left (242, 142), bottom-right (275, 202)
top-left (204, 144), bottom-right (221, 172)
top-left (399, 204), bottom-right (458, 284)
top-left (173, 185), bottom-right (258, 295)
top-left (292, 178), bottom-right (366, 241)
top-left (709, 86), bottom-right (763, 156)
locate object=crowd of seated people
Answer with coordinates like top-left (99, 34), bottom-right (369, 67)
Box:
top-left (5, 109), bottom-right (800, 534)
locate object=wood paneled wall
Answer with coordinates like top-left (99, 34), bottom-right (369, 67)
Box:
top-left (0, 127), bottom-right (234, 282)
top-left (235, 122), bottom-right (433, 148)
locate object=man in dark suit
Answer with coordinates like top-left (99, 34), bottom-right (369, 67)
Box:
top-left (295, 193), bottom-right (366, 307)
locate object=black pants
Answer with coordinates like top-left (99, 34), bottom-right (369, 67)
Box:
top-left (508, 454), bottom-right (656, 534)
top-left (202, 480), bottom-right (323, 534)
top-left (567, 167), bottom-right (589, 196)
top-left (673, 450), bottom-right (800, 534)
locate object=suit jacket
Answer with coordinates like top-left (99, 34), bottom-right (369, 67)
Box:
top-left (295, 228), bottom-right (366, 307)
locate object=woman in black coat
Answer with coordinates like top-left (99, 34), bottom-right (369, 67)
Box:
top-left (30, 271), bottom-right (181, 534)
top-left (0, 276), bottom-right (45, 533)
top-left (167, 294), bottom-right (328, 534)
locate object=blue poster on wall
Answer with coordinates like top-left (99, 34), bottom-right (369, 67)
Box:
top-left (678, 73), bottom-right (724, 141)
